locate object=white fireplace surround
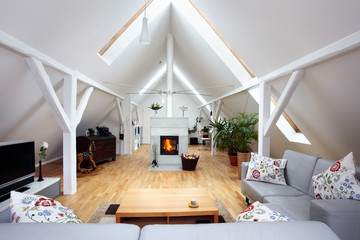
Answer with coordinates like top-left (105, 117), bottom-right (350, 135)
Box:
top-left (150, 117), bottom-right (188, 165)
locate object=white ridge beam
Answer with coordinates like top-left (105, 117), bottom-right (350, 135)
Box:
top-left (25, 57), bottom-right (71, 132)
top-left (75, 87), bottom-right (94, 126)
top-left (264, 70), bottom-right (304, 137)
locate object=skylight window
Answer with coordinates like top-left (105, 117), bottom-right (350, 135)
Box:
top-left (171, 0), bottom-right (252, 82)
top-left (174, 65), bottom-right (211, 112)
top-left (248, 86), bottom-right (310, 145)
top-left (139, 65), bottom-right (166, 95)
top-left (98, 0), bottom-right (170, 65)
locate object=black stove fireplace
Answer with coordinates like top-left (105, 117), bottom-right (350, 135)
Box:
top-left (160, 136), bottom-right (179, 155)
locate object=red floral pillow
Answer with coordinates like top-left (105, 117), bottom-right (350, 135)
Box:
top-left (312, 152), bottom-right (360, 200)
top-left (235, 201), bottom-right (292, 222)
top-left (246, 152), bottom-right (288, 185)
top-left (10, 191), bottom-right (82, 223)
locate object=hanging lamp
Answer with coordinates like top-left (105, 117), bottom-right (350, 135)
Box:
top-left (140, 0), bottom-right (151, 45)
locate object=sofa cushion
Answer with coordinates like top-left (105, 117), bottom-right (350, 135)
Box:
top-left (308, 158), bottom-right (338, 198)
top-left (312, 152), bottom-right (360, 200)
top-left (139, 222), bottom-right (339, 240)
top-left (309, 157), bottom-right (360, 198)
top-left (0, 223), bottom-right (140, 240)
top-left (235, 201), bottom-right (292, 222)
top-left (283, 150), bottom-right (318, 194)
top-left (241, 179), bottom-right (304, 203)
top-left (245, 152), bottom-right (287, 185)
top-left (263, 195), bottom-right (314, 220)
top-left (310, 199), bottom-right (360, 240)
top-left (10, 191), bottom-right (82, 223)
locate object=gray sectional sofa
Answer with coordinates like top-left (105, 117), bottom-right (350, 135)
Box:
top-left (0, 221), bottom-right (339, 240)
top-left (241, 150), bottom-right (360, 240)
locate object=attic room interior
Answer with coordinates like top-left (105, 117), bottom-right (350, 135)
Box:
top-left (0, 0), bottom-right (359, 239)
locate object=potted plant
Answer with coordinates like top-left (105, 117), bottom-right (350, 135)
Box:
top-left (200, 126), bottom-right (210, 137)
top-left (149, 103), bottom-right (163, 116)
top-left (210, 117), bottom-right (239, 166)
top-left (210, 112), bottom-right (258, 167)
top-left (233, 112), bottom-right (258, 177)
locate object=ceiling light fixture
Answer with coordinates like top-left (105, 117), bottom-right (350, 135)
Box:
top-left (140, 0), bottom-right (151, 45)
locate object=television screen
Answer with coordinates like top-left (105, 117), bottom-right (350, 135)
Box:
top-left (0, 140), bottom-right (35, 197)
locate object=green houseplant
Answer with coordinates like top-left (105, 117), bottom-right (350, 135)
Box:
top-left (210, 112), bottom-right (258, 166)
top-left (149, 103), bottom-right (163, 116)
top-left (233, 112), bottom-right (258, 176)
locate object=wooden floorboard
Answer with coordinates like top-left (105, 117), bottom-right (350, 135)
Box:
top-left (40, 144), bottom-right (248, 222)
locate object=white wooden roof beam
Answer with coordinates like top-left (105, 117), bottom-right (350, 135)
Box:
top-left (0, 30), bottom-right (123, 99)
top-left (264, 70), bottom-right (304, 137)
top-left (75, 87), bottom-right (94, 126)
top-left (200, 30), bottom-right (360, 108)
top-left (0, 30), bottom-right (73, 75)
top-left (116, 98), bottom-right (124, 125)
top-left (214, 100), bottom-right (223, 122)
top-left (25, 57), bottom-right (71, 132)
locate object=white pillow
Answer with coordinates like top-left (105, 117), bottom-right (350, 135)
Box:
top-left (10, 191), bottom-right (82, 223)
top-left (312, 152), bottom-right (360, 200)
top-left (246, 152), bottom-right (288, 185)
top-left (235, 201), bottom-right (292, 222)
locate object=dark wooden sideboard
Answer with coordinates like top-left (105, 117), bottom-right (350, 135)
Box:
top-left (76, 135), bottom-right (116, 164)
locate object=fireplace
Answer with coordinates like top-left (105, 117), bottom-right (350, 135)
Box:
top-left (150, 118), bottom-right (188, 166)
top-left (160, 136), bottom-right (179, 155)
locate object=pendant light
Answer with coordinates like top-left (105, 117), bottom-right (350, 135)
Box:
top-left (140, 0), bottom-right (151, 45)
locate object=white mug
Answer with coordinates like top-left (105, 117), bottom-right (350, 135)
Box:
top-left (191, 199), bottom-right (197, 205)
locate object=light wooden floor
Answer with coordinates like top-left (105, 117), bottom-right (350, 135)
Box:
top-left (41, 144), bottom-right (248, 222)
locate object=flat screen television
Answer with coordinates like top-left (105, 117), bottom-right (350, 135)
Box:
top-left (0, 140), bottom-right (35, 198)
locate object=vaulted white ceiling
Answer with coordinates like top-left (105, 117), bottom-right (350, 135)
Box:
top-left (1, 0), bottom-right (360, 164)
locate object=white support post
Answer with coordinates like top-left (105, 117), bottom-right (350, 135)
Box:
top-left (63, 75), bottom-right (77, 195)
top-left (25, 58), bottom-right (71, 133)
top-left (115, 98), bottom-right (124, 155)
top-left (258, 82), bottom-right (271, 156)
top-left (166, 34), bottom-right (174, 117)
top-left (75, 87), bottom-right (94, 126)
top-left (123, 94), bottom-right (132, 155)
top-left (264, 70), bottom-right (304, 136)
top-left (210, 103), bottom-right (216, 156)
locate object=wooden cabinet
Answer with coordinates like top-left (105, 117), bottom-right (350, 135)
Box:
top-left (76, 135), bottom-right (116, 164)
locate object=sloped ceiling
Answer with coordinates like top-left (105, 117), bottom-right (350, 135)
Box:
top-left (1, 0), bottom-right (360, 165)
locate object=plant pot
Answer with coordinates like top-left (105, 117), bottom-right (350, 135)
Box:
top-left (228, 155), bottom-right (238, 166)
top-left (181, 154), bottom-right (200, 171)
top-left (237, 152), bottom-right (251, 179)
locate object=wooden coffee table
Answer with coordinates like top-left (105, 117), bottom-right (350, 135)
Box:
top-left (116, 188), bottom-right (219, 227)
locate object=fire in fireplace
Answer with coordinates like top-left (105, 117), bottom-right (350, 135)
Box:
top-left (160, 136), bottom-right (179, 155)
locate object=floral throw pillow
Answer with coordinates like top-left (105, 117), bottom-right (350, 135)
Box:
top-left (235, 201), bottom-right (292, 222)
top-left (10, 191), bottom-right (82, 223)
top-left (245, 152), bottom-right (288, 185)
top-left (312, 152), bottom-right (360, 200)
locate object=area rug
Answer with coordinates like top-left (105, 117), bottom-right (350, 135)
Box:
top-left (88, 200), bottom-right (234, 223)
